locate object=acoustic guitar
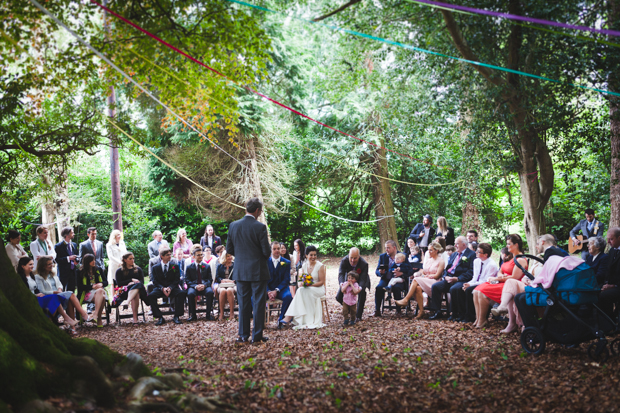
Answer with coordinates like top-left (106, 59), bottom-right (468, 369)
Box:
top-left (568, 235), bottom-right (585, 254)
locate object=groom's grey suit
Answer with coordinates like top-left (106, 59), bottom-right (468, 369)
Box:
top-left (226, 214), bottom-right (271, 341)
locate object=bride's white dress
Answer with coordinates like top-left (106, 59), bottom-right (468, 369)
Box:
top-left (285, 260), bottom-right (326, 329)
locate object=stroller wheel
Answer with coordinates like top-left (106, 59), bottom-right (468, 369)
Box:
top-left (520, 327), bottom-right (546, 355)
top-left (610, 338), bottom-right (620, 356)
top-left (587, 342), bottom-right (610, 363)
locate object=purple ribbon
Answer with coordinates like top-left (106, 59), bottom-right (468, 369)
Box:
top-left (413, 0), bottom-right (620, 38)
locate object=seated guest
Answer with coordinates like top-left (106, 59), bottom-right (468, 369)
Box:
top-left (428, 236), bottom-right (476, 320)
top-left (341, 271), bottom-right (361, 326)
top-left (148, 248), bottom-right (185, 325)
top-left (215, 250), bottom-right (236, 321)
top-left (585, 236), bottom-right (609, 284)
top-left (210, 245), bottom-right (224, 279)
top-left (6, 230), bottom-right (29, 271)
top-left (466, 230), bottom-right (479, 245)
top-left (77, 254), bottom-right (108, 327)
top-left (200, 225), bottom-right (222, 255)
top-left (148, 250), bottom-right (162, 284)
top-left (264, 242), bottom-right (293, 325)
top-left (386, 253), bottom-right (412, 292)
top-left (174, 248), bottom-right (187, 288)
top-left (35, 256), bottom-right (91, 323)
top-left (374, 240), bottom-right (408, 316)
top-left (454, 243), bottom-right (498, 323)
top-left (290, 239), bottom-right (306, 298)
top-left (405, 239), bottom-right (422, 264)
top-left (396, 240), bottom-right (446, 319)
top-left (18, 256), bottom-right (78, 329)
top-left (280, 242), bottom-right (291, 261)
top-left (148, 230), bottom-right (169, 259)
top-left (442, 244), bottom-right (455, 266)
top-left (538, 233), bottom-right (568, 262)
top-left (115, 252), bottom-right (148, 324)
top-left (473, 235), bottom-right (527, 329)
top-left (409, 215), bottom-right (435, 254)
top-left (435, 216), bottom-right (455, 246)
top-left (570, 208), bottom-right (606, 259)
top-left (185, 246), bottom-right (214, 321)
top-left (173, 228), bottom-right (193, 260)
top-left (598, 227), bottom-right (620, 318)
top-left (30, 225), bottom-right (56, 270)
top-left (335, 248), bottom-right (370, 322)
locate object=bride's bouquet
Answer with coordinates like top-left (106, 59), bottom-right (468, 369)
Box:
top-left (301, 272), bottom-right (314, 287)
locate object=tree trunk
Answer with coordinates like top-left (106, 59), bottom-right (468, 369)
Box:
top-left (0, 244), bottom-right (130, 409)
top-left (370, 136), bottom-right (399, 252)
top-left (609, 0), bottom-right (620, 229)
top-left (53, 171), bottom-right (71, 239)
top-left (461, 198), bottom-right (481, 237)
top-left (41, 201), bottom-right (57, 245)
top-left (246, 137), bottom-right (270, 239)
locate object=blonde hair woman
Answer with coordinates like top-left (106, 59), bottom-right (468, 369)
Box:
top-left (106, 230), bottom-right (127, 285)
top-left (173, 228), bottom-right (192, 260)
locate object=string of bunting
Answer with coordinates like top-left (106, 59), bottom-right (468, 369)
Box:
top-left (123, 43), bottom-right (464, 187)
top-left (224, 0), bottom-right (620, 98)
top-left (87, 0), bottom-right (450, 169)
top-left (28, 0), bottom-right (393, 224)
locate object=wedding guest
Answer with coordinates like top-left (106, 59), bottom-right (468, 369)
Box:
top-left (290, 239), bottom-right (306, 297)
top-left (35, 256), bottom-right (91, 323)
top-left (175, 248), bottom-right (187, 288)
top-left (185, 246), bottom-right (214, 321)
top-left (595, 227), bottom-right (620, 318)
top-left (454, 243), bottom-right (498, 323)
top-left (396, 240), bottom-right (446, 319)
top-left (54, 227), bottom-right (78, 292)
top-left (281, 245), bottom-right (327, 329)
top-left (266, 242), bottom-right (292, 323)
top-left (374, 240), bottom-right (406, 316)
top-left (442, 244), bottom-right (456, 266)
top-left (148, 250), bottom-right (162, 284)
top-left (473, 235), bottom-right (527, 329)
top-left (200, 225), bottom-right (222, 255)
top-left (404, 238), bottom-right (421, 263)
top-left (147, 230), bottom-right (169, 259)
top-left (30, 226), bottom-right (56, 270)
top-left (18, 256), bottom-right (78, 329)
top-left (585, 236), bottom-right (609, 284)
top-left (215, 250), bottom-right (236, 321)
top-left (435, 216), bottom-right (455, 246)
top-left (335, 247), bottom-right (370, 322)
top-left (6, 230), bottom-right (29, 271)
top-left (211, 245), bottom-right (224, 279)
top-left (341, 271), bottom-right (361, 326)
top-left (173, 228), bottom-right (193, 259)
top-left (78, 227), bottom-right (106, 270)
top-left (428, 236), bottom-right (476, 320)
top-left (106, 229), bottom-right (127, 286)
top-left (115, 252), bottom-right (148, 324)
top-left (409, 214), bottom-right (435, 254)
top-left (466, 230), bottom-right (479, 244)
top-left (280, 242), bottom-right (291, 261)
top-left (77, 253), bottom-right (108, 327)
top-left (386, 253), bottom-right (413, 292)
top-left (148, 248), bottom-right (185, 325)
top-left (537, 233), bottom-right (568, 262)
top-left (468, 241), bottom-right (478, 252)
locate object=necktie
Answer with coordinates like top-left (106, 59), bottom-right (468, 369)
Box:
top-left (475, 262), bottom-right (484, 282)
top-left (197, 263), bottom-right (202, 284)
top-left (91, 240), bottom-right (96, 255)
top-left (67, 242), bottom-right (74, 269)
top-left (448, 253), bottom-right (462, 274)
top-left (164, 264), bottom-right (168, 274)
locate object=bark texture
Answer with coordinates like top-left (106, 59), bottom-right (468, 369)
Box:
top-left (610, 0), bottom-right (620, 229)
top-left (370, 136), bottom-right (399, 252)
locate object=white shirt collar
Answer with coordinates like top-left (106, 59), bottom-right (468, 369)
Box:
top-left (245, 213), bottom-right (256, 219)
top-left (591, 253), bottom-right (600, 261)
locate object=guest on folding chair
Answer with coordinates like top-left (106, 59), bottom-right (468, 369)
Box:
top-left (265, 241), bottom-right (292, 326)
top-left (77, 253), bottom-right (108, 327)
top-left (114, 252), bottom-right (148, 325)
top-left (148, 247), bottom-right (186, 325)
top-left (185, 245), bottom-right (214, 321)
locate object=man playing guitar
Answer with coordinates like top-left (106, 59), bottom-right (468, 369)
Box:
top-left (569, 208), bottom-right (606, 259)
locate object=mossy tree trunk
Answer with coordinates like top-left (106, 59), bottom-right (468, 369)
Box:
top-left (0, 244), bottom-right (127, 410)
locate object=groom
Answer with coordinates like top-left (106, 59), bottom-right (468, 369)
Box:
top-left (226, 197), bottom-right (272, 344)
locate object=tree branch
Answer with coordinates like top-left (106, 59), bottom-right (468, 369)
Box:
top-left (313, 0), bottom-right (362, 22)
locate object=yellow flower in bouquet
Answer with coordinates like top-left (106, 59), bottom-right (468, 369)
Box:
top-left (301, 273), bottom-right (314, 287)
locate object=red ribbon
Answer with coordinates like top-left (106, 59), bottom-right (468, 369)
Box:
top-left (89, 0), bottom-right (446, 169)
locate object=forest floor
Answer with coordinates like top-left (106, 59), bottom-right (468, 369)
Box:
top-left (72, 254), bottom-right (620, 412)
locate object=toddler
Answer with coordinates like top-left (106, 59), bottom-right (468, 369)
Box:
top-left (340, 271), bottom-right (361, 326)
top-left (386, 253), bottom-right (412, 290)
top-left (408, 245), bottom-right (422, 263)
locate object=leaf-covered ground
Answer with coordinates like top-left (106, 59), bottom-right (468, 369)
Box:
top-left (76, 255), bottom-right (620, 412)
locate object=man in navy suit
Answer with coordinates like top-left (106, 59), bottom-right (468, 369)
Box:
top-left (226, 198), bottom-right (272, 344)
top-left (570, 208), bottom-right (606, 259)
top-left (54, 226), bottom-right (78, 292)
top-left (374, 240), bottom-right (408, 316)
top-left (408, 214), bottom-right (435, 254)
top-left (148, 248), bottom-right (186, 325)
top-left (185, 248), bottom-right (214, 321)
top-left (429, 236), bottom-right (475, 320)
top-left (598, 227), bottom-right (620, 318)
top-left (264, 242), bottom-right (292, 327)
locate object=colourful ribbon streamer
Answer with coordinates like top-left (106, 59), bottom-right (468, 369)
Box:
top-left (88, 0), bottom-right (451, 168)
top-left (225, 0), bottom-right (620, 98)
top-left (405, 0), bottom-right (620, 38)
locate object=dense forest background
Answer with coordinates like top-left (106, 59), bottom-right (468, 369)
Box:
top-left (1, 0), bottom-right (617, 270)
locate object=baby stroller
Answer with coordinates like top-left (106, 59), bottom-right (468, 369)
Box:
top-left (514, 254), bottom-right (619, 362)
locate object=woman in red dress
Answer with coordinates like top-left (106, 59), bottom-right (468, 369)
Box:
top-left (473, 234), bottom-right (527, 329)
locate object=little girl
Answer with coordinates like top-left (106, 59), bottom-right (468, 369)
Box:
top-left (340, 271), bottom-right (361, 326)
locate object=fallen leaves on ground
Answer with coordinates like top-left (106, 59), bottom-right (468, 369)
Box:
top-left (75, 255), bottom-right (620, 412)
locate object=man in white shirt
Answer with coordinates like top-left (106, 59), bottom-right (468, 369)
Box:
top-left (453, 243), bottom-right (498, 323)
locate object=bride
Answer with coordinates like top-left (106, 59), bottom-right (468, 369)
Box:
top-left (280, 245), bottom-right (326, 330)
